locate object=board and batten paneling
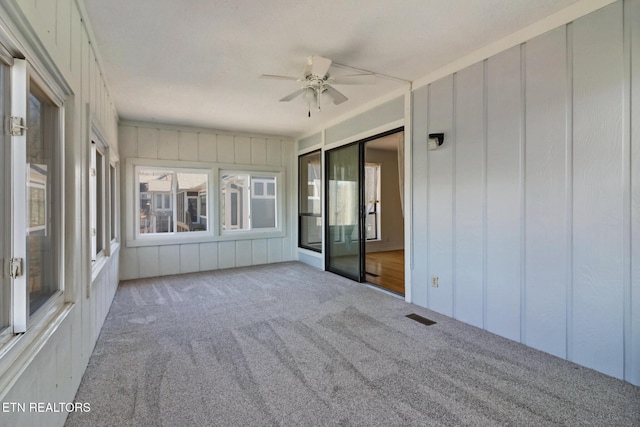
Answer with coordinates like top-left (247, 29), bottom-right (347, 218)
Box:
top-left (629, 0), bottom-right (640, 387)
top-left (1, 0), bottom-right (121, 422)
top-left (524, 26), bottom-right (568, 359)
top-left (485, 45), bottom-right (523, 342)
top-left (571, 1), bottom-right (624, 379)
top-left (453, 61), bottom-right (485, 329)
top-left (118, 122), bottom-right (295, 280)
top-left (411, 86), bottom-right (430, 308)
top-left (410, 0), bottom-right (636, 385)
top-left (427, 75), bottom-right (455, 316)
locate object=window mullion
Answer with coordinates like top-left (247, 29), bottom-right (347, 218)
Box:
top-left (172, 171), bottom-right (177, 235)
top-left (10, 58), bottom-right (28, 333)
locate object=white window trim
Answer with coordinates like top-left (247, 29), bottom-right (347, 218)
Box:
top-left (109, 158), bottom-right (120, 247)
top-left (125, 159), bottom-right (286, 246)
top-left (128, 158), bottom-right (214, 247)
top-left (89, 114), bottom-right (113, 281)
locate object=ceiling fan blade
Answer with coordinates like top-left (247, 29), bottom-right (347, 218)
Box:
top-left (279, 88), bottom-right (306, 102)
top-left (324, 85), bottom-right (348, 105)
top-left (308, 55), bottom-right (332, 78)
top-left (330, 74), bottom-right (376, 85)
top-left (260, 74), bottom-right (300, 81)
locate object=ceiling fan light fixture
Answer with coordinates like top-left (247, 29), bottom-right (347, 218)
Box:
top-left (302, 87), bottom-right (317, 107)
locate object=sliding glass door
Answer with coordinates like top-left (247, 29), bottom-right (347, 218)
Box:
top-left (325, 143), bottom-right (364, 281)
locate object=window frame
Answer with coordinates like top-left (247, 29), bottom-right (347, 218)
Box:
top-left (298, 150), bottom-right (322, 253)
top-left (129, 158), bottom-right (214, 246)
top-left (90, 137), bottom-right (107, 263)
top-left (109, 159), bottom-right (119, 245)
top-left (219, 168), bottom-right (284, 237)
top-left (126, 158), bottom-right (286, 246)
top-left (10, 58), bottom-right (65, 333)
top-left (89, 113), bottom-right (121, 280)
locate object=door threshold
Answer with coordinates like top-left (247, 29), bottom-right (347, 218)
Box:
top-left (363, 282), bottom-right (404, 299)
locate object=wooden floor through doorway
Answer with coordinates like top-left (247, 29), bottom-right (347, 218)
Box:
top-left (365, 250), bottom-right (404, 295)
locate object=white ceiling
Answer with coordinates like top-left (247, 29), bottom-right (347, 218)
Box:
top-left (82, 0), bottom-right (579, 138)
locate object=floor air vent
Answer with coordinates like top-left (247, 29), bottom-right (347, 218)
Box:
top-left (406, 313), bottom-right (436, 326)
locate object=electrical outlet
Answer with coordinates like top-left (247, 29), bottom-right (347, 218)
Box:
top-left (431, 275), bottom-right (438, 288)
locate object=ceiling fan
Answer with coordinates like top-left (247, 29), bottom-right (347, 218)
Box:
top-left (260, 55), bottom-right (375, 116)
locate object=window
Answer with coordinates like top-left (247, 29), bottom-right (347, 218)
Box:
top-left (110, 162), bottom-right (118, 242)
top-left (3, 57), bottom-right (64, 334)
top-left (90, 121), bottom-right (119, 271)
top-left (298, 150), bottom-right (322, 252)
top-left (220, 171), bottom-right (281, 233)
top-left (90, 140), bottom-right (107, 262)
top-left (136, 166), bottom-right (210, 236)
top-left (25, 79), bottom-right (62, 317)
top-left (0, 50), bottom-right (65, 337)
top-left (364, 163), bottom-right (381, 241)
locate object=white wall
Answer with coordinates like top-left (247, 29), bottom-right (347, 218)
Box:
top-left (411, 0), bottom-right (639, 386)
top-left (118, 121), bottom-right (296, 281)
top-left (0, 0), bottom-right (120, 425)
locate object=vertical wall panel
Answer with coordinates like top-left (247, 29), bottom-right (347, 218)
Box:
top-left (427, 76), bottom-right (454, 316)
top-left (411, 86), bottom-right (430, 307)
top-left (158, 129), bottom-right (179, 160)
top-left (118, 126), bottom-right (138, 159)
top-left (266, 139), bottom-right (282, 166)
top-left (236, 240), bottom-right (252, 267)
top-left (81, 28), bottom-right (90, 104)
top-left (252, 239), bottom-right (268, 265)
top-left (119, 247), bottom-right (139, 281)
top-left (70, 4), bottom-right (81, 86)
top-left (199, 242), bottom-right (218, 271)
top-left (454, 62), bottom-right (485, 328)
top-left (524, 27), bottom-right (568, 358)
top-left (138, 246), bottom-right (160, 278)
top-left (137, 127), bottom-right (158, 159)
top-left (486, 45), bottom-right (522, 341)
top-left (98, 78), bottom-right (104, 125)
top-left (572, 2), bottom-right (624, 378)
top-left (218, 241), bottom-right (236, 269)
top-left (33, 0), bottom-right (56, 52)
top-left (56, 0), bottom-right (71, 73)
top-left (198, 133), bottom-right (217, 162)
top-left (251, 137), bottom-right (267, 165)
top-left (89, 50), bottom-right (96, 106)
top-left (234, 136), bottom-right (251, 164)
top-left (178, 131), bottom-right (199, 161)
top-left (630, 0), bottom-right (640, 387)
top-left (217, 134), bottom-right (235, 163)
top-left (267, 238), bottom-right (283, 263)
top-left (159, 245), bottom-right (181, 276)
top-left (180, 244), bottom-right (200, 273)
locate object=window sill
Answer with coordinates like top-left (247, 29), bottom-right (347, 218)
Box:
top-left (218, 229), bottom-right (285, 241)
top-left (127, 230), bottom-right (286, 247)
top-left (91, 254), bottom-right (108, 282)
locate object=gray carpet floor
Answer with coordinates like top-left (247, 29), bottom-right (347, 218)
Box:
top-left (67, 262), bottom-right (640, 426)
